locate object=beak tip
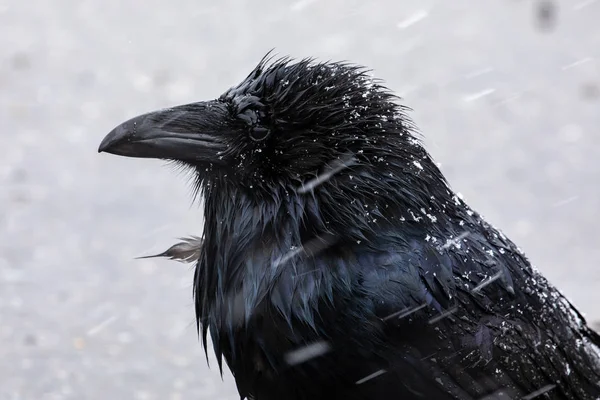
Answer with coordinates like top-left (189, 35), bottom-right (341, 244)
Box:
top-left (97, 138), bottom-right (112, 154)
top-left (98, 125), bottom-right (125, 155)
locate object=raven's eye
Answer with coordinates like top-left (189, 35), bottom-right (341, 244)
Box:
top-left (232, 97), bottom-right (273, 142)
top-left (249, 127), bottom-right (271, 142)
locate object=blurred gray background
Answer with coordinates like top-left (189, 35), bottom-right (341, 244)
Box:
top-left (1, 0), bottom-right (599, 398)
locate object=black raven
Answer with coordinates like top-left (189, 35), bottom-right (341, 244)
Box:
top-left (99, 54), bottom-right (600, 400)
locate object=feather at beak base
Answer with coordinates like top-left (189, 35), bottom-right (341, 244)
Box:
top-left (136, 236), bottom-right (203, 263)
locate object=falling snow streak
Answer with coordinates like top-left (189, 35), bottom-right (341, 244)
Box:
top-left (551, 196), bottom-right (579, 208)
top-left (396, 10), bottom-right (429, 29)
top-left (86, 315), bottom-right (119, 336)
top-left (355, 369), bottom-right (387, 385)
top-left (428, 307), bottom-right (458, 324)
top-left (522, 384), bottom-right (556, 400)
top-left (562, 58), bottom-right (592, 70)
top-left (472, 271), bottom-right (504, 293)
top-left (297, 155), bottom-right (357, 193)
top-left (284, 340), bottom-right (331, 366)
top-left (441, 231), bottom-right (470, 250)
top-left (574, 0), bottom-right (598, 10)
top-left (382, 303), bottom-right (427, 321)
top-left (273, 233), bottom-right (338, 268)
top-left (464, 88), bottom-right (496, 102)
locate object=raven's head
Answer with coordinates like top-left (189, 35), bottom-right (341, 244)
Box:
top-left (100, 55), bottom-right (465, 379)
top-left (99, 53), bottom-right (461, 256)
top-left (99, 54), bottom-right (438, 194)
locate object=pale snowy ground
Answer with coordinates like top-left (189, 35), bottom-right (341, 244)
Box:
top-left (1, 0), bottom-right (599, 398)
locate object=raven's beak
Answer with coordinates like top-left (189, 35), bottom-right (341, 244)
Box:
top-left (98, 101), bottom-right (227, 163)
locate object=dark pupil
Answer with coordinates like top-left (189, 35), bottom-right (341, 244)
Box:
top-left (238, 107), bottom-right (271, 142)
top-left (250, 127), bottom-right (270, 142)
